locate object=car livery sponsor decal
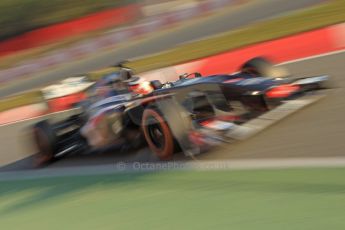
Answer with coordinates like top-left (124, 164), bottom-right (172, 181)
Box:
top-left (200, 119), bottom-right (236, 131)
top-left (223, 77), bottom-right (270, 86)
top-left (223, 78), bottom-right (244, 83)
top-left (235, 77), bottom-right (269, 86)
top-left (89, 94), bottom-right (131, 110)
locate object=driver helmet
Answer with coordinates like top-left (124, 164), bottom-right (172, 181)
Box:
top-left (128, 78), bottom-right (154, 95)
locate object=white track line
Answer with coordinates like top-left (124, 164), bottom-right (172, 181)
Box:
top-left (1, 157), bottom-right (345, 181)
top-left (278, 49), bottom-right (345, 66)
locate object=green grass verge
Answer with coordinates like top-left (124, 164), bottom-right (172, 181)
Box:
top-left (1, 168), bottom-right (345, 229)
top-left (2, 0), bottom-right (345, 112)
top-left (0, 90), bottom-right (44, 112)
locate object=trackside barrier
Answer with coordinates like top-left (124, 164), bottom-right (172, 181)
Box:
top-left (0, 4), bottom-right (141, 57)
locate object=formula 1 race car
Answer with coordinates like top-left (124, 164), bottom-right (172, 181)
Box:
top-left (32, 57), bottom-right (330, 166)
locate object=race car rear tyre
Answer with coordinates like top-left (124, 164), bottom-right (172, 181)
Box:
top-left (142, 108), bottom-right (174, 160)
top-left (33, 120), bottom-right (57, 167)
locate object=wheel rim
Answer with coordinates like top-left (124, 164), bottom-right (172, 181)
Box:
top-left (146, 117), bottom-right (165, 150)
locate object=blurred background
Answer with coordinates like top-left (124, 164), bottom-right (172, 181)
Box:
top-left (1, 1), bottom-right (345, 229)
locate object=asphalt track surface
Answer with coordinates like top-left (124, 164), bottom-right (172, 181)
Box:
top-left (0, 0), bottom-right (324, 97)
top-left (2, 50), bottom-right (341, 172)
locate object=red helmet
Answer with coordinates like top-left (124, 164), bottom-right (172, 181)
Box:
top-left (128, 80), bottom-right (154, 95)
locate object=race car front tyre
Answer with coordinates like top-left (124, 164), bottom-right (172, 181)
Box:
top-left (241, 57), bottom-right (289, 78)
top-left (142, 108), bottom-right (174, 160)
top-left (33, 120), bottom-right (57, 167)
top-left (240, 57), bottom-right (273, 76)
